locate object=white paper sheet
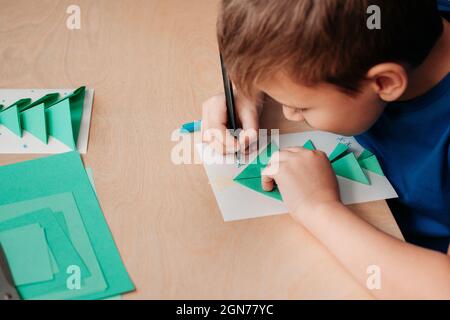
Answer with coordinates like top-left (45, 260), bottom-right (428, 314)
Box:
top-left (0, 88), bottom-right (94, 154)
top-left (197, 131), bottom-right (398, 221)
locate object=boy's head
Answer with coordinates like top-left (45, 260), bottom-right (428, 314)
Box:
top-left (218, 0), bottom-right (443, 135)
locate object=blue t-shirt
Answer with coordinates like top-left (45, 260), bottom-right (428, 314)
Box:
top-left (355, 73), bottom-right (450, 253)
top-left (438, 0), bottom-right (450, 12)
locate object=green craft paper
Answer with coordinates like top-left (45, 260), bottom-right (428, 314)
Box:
top-left (331, 153), bottom-right (369, 185)
top-left (3, 98), bottom-right (32, 111)
top-left (234, 143), bottom-right (283, 201)
top-left (0, 152), bottom-right (135, 299)
top-left (46, 99), bottom-right (76, 149)
top-left (0, 195), bottom-right (106, 300)
top-left (302, 139), bottom-right (316, 151)
top-left (20, 103), bottom-right (47, 144)
top-left (48, 249), bottom-right (59, 274)
top-left (85, 168), bottom-right (97, 193)
top-left (236, 176), bottom-right (282, 201)
top-left (86, 167), bottom-right (123, 301)
top-left (46, 86), bottom-right (85, 144)
top-left (0, 105), bottom-right (22, 137)
top-left (19, 93), bottom-right (60, 113)
top-left (103, 295), bottom-right (122, 300)
top-left (329, 143), bottom-right (349, 162)
top-left (0, 208), bottom-right (92, 299)
top-left (67, 86), bottom-right (86, 142)
top-left (235, 143), bottom-right (279, 179)
top-left (358, 149), bottom-right (374, 161)
top-left (0, 224), bottom-right (53, 286)
top-left (359, 155), bottom-right (385, 176)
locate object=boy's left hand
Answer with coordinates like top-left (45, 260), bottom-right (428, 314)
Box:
top-left (261, 147), bottom-right (341, 220)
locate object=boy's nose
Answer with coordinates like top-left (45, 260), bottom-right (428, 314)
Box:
top-left (282, 105), bottom-right (305, 122)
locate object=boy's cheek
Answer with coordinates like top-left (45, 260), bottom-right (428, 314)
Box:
top-left (307, 112), bottom-right (382, 136)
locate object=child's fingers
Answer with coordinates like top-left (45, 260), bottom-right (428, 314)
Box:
top-left (236, 93), bottom-right (261, 151)
top-left (238, 128), bottom-right (258, 153)
top-left (238, 103), bottom-right (259, 131)
top-left (282, 147), bottom-right (303, 153)
top-left (261, 172), bottom-right (276, 192)
top-left (203, 126), bottom-right (240, 154)
top-left (261, 153), bottom-right (283, 191)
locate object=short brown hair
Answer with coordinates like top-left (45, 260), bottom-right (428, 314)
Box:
top-left (217, 0), bottom-right (443, 97)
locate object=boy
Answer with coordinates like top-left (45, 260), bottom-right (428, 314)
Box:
top-left (202, 0), bottom-right (450, 298)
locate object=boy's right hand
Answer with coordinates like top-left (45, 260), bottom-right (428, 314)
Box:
top-left (201, 92), bottom-right (262, 154)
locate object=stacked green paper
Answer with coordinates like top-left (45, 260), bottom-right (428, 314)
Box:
top-left (0, 152), bottom-right (134, 300)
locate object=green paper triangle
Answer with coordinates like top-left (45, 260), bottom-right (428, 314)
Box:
top-left (45, 86), bottom-right (86, 146)
top-left (19, 93), bottom-right (60, 113)
top-left (303, 139), bottom-right (316, 151)
top-left (68, 86), bottom-right (85, 142)
top-left (235, 143), bottom-right (279, 179)
top-left (359, 155), bottom-right (385, 176)
top-left (329, 143), bottom-right (349, 162)
top-left (20, 103), bottom-right (47, 144)
top-left (331, 153), bottom-right (369, 185)
top-left (46, 99), bottom-right (76, 149)
top-left (234, 142), bottom-right (282, 201)
top-left (0, 106), bottom-right (22, 137)
top-left (358, 149), bottom-right (374, 161)
top-left (3, 98), bottom-right (32, 111)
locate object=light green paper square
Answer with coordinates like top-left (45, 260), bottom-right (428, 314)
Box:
top-left (0, 208), bottom-right (92, 299)
top-left (0, 224), bottom-right (53, 286)
top-left (0, 195), bottom-right (106, 300)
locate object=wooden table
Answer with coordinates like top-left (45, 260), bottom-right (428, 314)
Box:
top-left (0, 0), bottom-right (403, 299)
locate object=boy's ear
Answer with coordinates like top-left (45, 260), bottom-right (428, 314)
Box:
top-left (367, 63), bottom-right (408, 102)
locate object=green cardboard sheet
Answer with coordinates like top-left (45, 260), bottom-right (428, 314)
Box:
top-left (0, 224), bottom-right (53, 286)
top-left (234, 143), bottom-right (282, 201)
top-left (331, 152), bottom-right (369, 185)
top-left (328, 143), bottom-right (349, 162)
top-left (0, 152), bottom-right (134, 299)
top-left (85, 167), bottom-right (123, 301)
top-left (0, 208), bottom-right (92, 299)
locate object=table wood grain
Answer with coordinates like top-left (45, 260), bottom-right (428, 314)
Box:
top-left (0, 0), bottom-right (403, 299)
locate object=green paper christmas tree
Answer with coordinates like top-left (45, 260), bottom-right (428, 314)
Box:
top-left (0, 87), bottom-right (86, 149)
top-left (233, 139), bottom-right (386, 201)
